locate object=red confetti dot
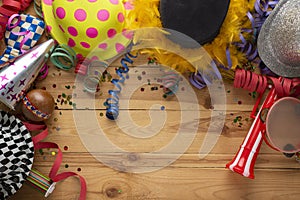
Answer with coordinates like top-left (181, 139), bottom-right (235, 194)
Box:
top-left (77, 168), bottom-right (81, 172)
top-left (140, 88), bottom-right (145, 92)
top-left (238, 101), bottom-right (242, 105)
top-left (64, 146), bottom-right (69, 151)
top-left (53, 84), bottom-right (57, 88)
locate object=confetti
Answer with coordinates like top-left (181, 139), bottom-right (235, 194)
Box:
top-left (39, 149), bottom-right (44, 155)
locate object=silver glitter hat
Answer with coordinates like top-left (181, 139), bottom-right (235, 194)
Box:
top-left (257, 0), bottom-right (300, 77)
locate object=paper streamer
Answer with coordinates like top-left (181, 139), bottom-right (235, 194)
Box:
top-left (104, 52), bottom-right (137, 120)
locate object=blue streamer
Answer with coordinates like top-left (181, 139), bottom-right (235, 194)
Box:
top-left (104, 52), bottom-right (137, 120)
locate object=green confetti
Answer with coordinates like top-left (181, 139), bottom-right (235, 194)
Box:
top-left (39, 149), bottom-right (44, 155)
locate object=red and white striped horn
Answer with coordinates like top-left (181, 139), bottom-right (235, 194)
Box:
top-left (226, 86), bottom-right (277, 179)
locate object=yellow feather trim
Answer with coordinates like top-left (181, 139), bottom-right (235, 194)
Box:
top-left (204, 0), bottom-right (255, 70)
top-left (125, 0), bottom-right (256, 76)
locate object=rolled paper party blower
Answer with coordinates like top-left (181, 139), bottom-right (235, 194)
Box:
top-left (21, 89), bottom-right (55, 122)
top-left (0, 39), bottom-right (55, 109)
top-left (26, 169), bottom-right (56, 197)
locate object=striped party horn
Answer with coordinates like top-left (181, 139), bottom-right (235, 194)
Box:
top-left (226, 86), bottom-right (277, 178)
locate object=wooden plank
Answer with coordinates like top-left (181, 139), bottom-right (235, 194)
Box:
top-left (10, 166), bottom-right (300, 200)
top-left (34, 65), bottom-right (257, 111)
top-left (37, 109), bottom-right (256, 154)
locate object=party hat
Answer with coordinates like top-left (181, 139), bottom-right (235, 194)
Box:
top-left (0, 39), bottom-right (55, 109)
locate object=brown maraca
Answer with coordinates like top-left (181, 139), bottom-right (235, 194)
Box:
top-left (21, 89), bottom-right (55, 122)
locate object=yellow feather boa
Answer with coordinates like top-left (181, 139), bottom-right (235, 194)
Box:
top-left (125, 0), bottom-right (256, 77)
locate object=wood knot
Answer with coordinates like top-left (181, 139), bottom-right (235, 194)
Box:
top-left (105, 188), bottom-right (120, 198)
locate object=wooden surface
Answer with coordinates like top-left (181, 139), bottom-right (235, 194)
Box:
top-left (2, 3), bottom-right (300, 200)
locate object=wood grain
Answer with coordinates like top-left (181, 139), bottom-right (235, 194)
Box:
top-left (2, 2), bottom-right (300, 200)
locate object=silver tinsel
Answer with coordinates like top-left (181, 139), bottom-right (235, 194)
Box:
top-left (258, 0), bottom-right (300, 78)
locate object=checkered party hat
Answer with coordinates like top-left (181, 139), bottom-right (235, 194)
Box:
top-left (0, 14), bottom-right (45, 64)
top-left (0, 39), bottom-right (55, 109)
top-left (0, 110), bottom-right (34, 199)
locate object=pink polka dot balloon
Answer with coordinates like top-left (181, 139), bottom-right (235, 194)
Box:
top-left (41, 0), bottom-right (131, 60)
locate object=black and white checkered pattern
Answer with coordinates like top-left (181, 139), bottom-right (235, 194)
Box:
top-left (0, 111), bottom-right (34, 200)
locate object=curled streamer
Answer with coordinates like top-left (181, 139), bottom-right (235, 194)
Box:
top-left (245, 0), bottom-right (280, 75)
top-left (235, 69), bottom-right (300, 97)
top-left (189, 71), bottom-right (207, 90)
top-left (33, 0), bottom-right (44, 19)
top-left (83, 60), bottom-right (109, 93)
top-left (0, 0), bottom-right (33, 39)
top-left (234, 69), bottom-right (268, 94)
top-left (37, 64), bottom-right (49, 80)
top-left (104, 52), bottom-right (137, 120)
top-left (161, 70), bottom-right (180, 97)
top-left (50, 44), bottom-right (77, 70)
